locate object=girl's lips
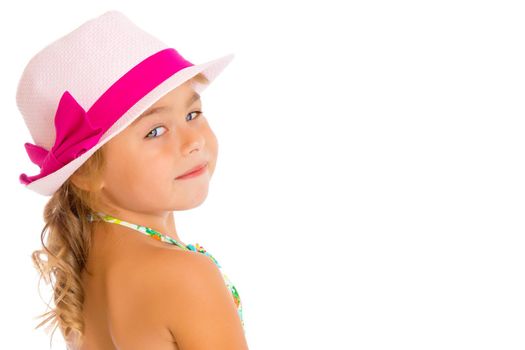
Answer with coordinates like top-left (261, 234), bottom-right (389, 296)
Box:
top-left (175, 163), bottom-right (207, 179)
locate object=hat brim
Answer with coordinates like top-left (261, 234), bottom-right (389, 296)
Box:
top-left (25, 52), bottom-right (235, 196)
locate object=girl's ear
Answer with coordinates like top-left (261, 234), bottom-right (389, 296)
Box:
top-left (69, 172), bottom-right (104, 193)
top-left (69, 173), bottom-right (87, 192)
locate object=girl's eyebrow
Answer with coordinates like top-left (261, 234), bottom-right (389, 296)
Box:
top-left (131, 92), bottom-right (201, 126)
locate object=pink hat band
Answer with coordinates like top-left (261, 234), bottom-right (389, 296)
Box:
top-left (20, 48), bottom-right (193, 185)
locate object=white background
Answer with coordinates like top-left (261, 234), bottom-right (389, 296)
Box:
top-left (1, 0), bottom-right (524, 349)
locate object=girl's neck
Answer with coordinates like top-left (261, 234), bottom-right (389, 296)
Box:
top-left (91, 210), bottom-right (184, 245)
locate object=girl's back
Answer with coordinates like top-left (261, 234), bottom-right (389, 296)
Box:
top-left (80, 224), bottom-right (184, 349)
top-left (79, 223), bottom-right (248, 349)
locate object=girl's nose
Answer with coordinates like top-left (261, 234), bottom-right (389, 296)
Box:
top-left (174, 128), bottom-right (205, 155)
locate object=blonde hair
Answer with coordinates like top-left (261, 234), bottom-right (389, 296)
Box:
top-left (31, 72), bottom-right (210, 349)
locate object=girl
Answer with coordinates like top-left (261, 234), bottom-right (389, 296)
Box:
top-left (16, 10), bottom-right (247, 349)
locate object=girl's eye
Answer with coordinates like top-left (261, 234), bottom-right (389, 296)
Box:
top-left (186, 110), bottom-right (202, 122)
top-left (145, 111), bottom-right (203, 139)
top-left (145, 125), bottom-right (167, 139)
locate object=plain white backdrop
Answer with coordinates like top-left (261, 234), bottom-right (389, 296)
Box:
top-left (1, 0), bottom-right (524, 349)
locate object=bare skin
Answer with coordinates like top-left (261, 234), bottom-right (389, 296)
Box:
top-left (73, 80), bottom-right (247, 349)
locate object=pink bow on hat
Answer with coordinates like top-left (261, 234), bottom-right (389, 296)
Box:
top-left (20, 91), bottom-right (104, 185)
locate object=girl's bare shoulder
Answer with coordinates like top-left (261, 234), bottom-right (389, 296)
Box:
top-left (98, 245), bottom-right (199, 348)
top-left (107, 242), bottom-right (215, 301)
top-left (106, 244), bottom-right (248, 348)
top-left (145, 247), bottom-right (249, 349)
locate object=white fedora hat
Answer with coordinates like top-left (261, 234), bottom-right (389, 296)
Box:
top-left (17, 10), bottom-right (234, 196)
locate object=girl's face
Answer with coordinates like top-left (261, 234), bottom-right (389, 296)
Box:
top-left (97, 80), bottom-right (218, 213)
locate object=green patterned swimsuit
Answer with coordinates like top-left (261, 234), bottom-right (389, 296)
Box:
top-left (87, 211), bottom-right (245, 332)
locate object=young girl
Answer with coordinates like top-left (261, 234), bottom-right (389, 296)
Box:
top-left (16, 10), bottom-right (247, 349)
